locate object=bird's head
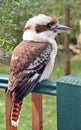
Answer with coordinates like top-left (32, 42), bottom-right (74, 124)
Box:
top-left (23, 14), bottom-right (70, 43)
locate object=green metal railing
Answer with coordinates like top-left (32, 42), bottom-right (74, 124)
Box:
top-left (0, 74), bottom-right (81, 130)
top-left (0, 74), bottom-right (57, 95)
top-left (57, 75), bottom-right (81, 130)
top-left (0, 74), bottom-right (57, 130)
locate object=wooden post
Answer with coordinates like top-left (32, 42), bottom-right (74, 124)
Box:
top-left (32, 93), bottom-right (43, 130)
top-left (63, 3), bottom-right (70, 75)
top-left (6, 91), bottom-right (17, 130)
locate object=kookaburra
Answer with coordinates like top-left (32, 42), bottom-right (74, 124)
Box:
top-left (8, 14), bottom-right (70, 127)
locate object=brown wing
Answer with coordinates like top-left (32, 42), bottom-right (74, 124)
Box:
top-left (8, 40), bottom-right (52, 102)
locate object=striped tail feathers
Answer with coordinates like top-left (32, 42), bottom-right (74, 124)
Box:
top-left (11, 100), bottom-right (23, 127)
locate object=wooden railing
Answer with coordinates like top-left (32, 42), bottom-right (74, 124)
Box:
top-left (0, 74), bottom-right (81, 130)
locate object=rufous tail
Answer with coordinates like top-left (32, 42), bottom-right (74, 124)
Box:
top-left (11, 100), bottom-right (23, 127)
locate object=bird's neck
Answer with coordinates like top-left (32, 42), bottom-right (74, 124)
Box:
top-left (22, 30), bottom-right (57, 55)
top-left (23, 30), bottom-right (55, 43)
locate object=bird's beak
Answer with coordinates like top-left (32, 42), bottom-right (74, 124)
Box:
top-left (52, 24), bottom-right (71, 33)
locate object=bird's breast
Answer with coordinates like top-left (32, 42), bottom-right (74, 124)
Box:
top-left (39, 44), bottom-right (57, 82)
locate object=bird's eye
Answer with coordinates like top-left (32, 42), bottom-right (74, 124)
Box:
top-left (46, 23), bottom-right (52, 28)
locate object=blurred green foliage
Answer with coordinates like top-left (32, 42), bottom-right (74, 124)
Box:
top-left (0, 0), bottom-right (81, 53)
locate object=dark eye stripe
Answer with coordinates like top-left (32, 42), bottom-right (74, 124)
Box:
top-left (46, 23), bottom-right (52, 28)
top-left (36, 25), bottom-right (49, 33)
top-left (35, 19), bottom-right (58, 33)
